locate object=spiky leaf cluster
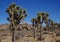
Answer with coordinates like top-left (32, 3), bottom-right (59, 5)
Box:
top-left (31, 12), bottom-right (49, 27)
top-left (6, 3), bottom-right (27, 26)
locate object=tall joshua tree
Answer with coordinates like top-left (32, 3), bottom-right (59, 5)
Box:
top-left (37, 12), bottom-right (44, 41)
top-left (37, 12), bottom-right (49, 41)
top-left (31, 17), bottom-right (40, 39)
top-left (6, 3), bottom-right (27, 42)
top-left (35, 16), bottom-right (41, 37)
top-left (31, 18), bottom-right (36, 39)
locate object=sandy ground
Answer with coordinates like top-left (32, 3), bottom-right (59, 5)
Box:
top-left (1, 34), bottom-right (60, 42)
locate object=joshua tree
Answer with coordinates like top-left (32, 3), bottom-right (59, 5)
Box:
top-left (36, 12), bottom-right (43, 41)
top-left (35, 17), bottom-right (40, 38)
top-left (6, 3), bottom-right (27, 42)
top-left (31, 17), bottom-right (41, 39)
top-left (31, 18), bottom-right (36, 39)
top-left (37, 12), bottom-right (49, 41)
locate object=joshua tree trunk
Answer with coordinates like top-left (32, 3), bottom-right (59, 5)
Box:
top-left (33, 23), bottom-right (35, 39)
top-left (37, 24), bottom-right (38, 37)
top-left (12, 27), bottom-right (15, 42)
top-left (34, 27), bottom-right (35, 39)
top-left (40, 24), bottom-right (42, 41)
top-left (46, 24), bottom-right (49, 31)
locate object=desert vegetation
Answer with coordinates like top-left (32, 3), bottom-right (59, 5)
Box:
top-left (0, 3), bottom-right (60, 42)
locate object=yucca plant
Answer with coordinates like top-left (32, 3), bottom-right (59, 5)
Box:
top-left (35, 17), bottom-right (40, 36)
top-left (31, 18), bottom-right (36, 39)
top-left (36, 12), bottom-right (49, 41)
top-left (6, 3), bottom-right (27, 42)
top-left (37, 12), bottom-right (43, 41)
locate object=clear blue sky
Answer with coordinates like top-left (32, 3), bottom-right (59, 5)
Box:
top-left (0, 0), bottom-right (60, 24)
